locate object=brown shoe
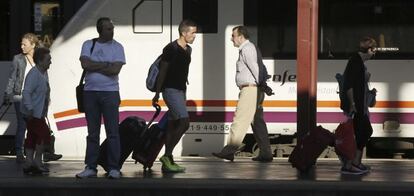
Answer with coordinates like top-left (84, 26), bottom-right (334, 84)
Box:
top-left (212, 145), bottom-right (239, 161)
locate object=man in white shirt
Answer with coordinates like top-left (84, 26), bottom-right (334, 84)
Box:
top-left (76, 17), bottom-right (126, 179)
top-left (212, 26), bottom-right (273, 162)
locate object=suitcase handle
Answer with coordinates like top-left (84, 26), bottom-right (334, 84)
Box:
top-left (0, 103), bottom-right (11, 121)
top-left (146, 103), bottom-right (161, 128)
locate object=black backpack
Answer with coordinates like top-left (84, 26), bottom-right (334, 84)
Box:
top-left (257, 49), bottom-right (270, 87)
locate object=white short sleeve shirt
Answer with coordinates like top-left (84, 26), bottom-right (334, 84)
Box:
top-left (80, 39), bottom-right (126, 91)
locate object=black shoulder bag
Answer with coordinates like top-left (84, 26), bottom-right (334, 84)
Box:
top-left (244, 44), bottom-right (274, 96)
top-left (76, 38), bottom-right (97, 113)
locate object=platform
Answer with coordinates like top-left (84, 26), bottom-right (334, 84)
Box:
top-left (0, 157), bottom-right (413, 196)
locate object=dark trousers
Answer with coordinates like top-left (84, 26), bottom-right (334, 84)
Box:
top-left (14, 101), bottom-right (27, 152)
top-left (353, 113), bottom-right (373, 150)
top-left (83, 91), bottom-right (120, 171)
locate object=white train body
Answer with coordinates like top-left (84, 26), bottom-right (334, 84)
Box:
top-left (1, 0), bottom-right (413, 158)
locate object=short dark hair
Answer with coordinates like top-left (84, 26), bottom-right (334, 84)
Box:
top-left (359, 36), bottom-right (377, 53)
top-left (96, 17), bottom-right (111, 34)
top-left (33, 47), bottom-right (50, 65)
top-left (233, 26), bottom-right (250, 39)
top-left (178, 19), bottom-right (197, 36)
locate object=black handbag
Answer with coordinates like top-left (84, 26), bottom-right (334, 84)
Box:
top-left (76, 72), bottom-right (86, 113)
top-left (76, 38), bottom-right (97, 113)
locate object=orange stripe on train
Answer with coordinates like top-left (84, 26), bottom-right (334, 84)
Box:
top-left (53, 100), bottom-right (414, 119)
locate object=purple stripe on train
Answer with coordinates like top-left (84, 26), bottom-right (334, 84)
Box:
top-left (55, 111), bottom-right (414, 131)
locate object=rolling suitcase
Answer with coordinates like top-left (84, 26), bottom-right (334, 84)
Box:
top-left (132, 106), bottom-right (168, 171)
top-left (98, 116), bottom-right (147, 172)
top-left (334, 120), bottom-right (357, 160)
top-left (0, 103), bottom-right (14, 155)
top-left (288, 125), bottom-right (335, 172)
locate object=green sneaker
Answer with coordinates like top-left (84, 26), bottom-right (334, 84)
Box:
top-left (169, 156), bottom-right (186, 172)
top-left (160, 155), bottom-right (185, 173)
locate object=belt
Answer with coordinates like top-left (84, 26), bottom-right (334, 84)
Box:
top-left (239, 84), bottom-right (257, 89)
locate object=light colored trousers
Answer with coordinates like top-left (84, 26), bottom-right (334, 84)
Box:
top-left (227, 86), bottom-right (271, 155)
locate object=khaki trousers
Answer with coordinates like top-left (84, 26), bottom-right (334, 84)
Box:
top-left (227, 86), bottom-right (271, 156)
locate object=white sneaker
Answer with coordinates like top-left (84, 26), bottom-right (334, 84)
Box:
top-left (107, 170), bottom-right (121, 179)
top-left (76, 167), bottom-right (97, 179)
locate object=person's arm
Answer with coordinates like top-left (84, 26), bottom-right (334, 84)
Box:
top-left (79, 56), bottom-right (109, 72)
top-left (79, 40), bottom-right (108, 73)
top-left (345, 75), bottom-right (357, 114)
top-left (4, 56), bottom-right (20, 103)
top-left (344, 55), bottom-right (360, 114)
top-left (21, 71), bottom-right (37, 118)
top-left (96, 62), bottom-right (124, 76)
top-left (152, 60), bottom-right (169, 105)
top-left (346, 88), bottom-right (356, 113)
top-left (152, 45), bottom-right (173, 105)
top-left (96, 44), bottom-right (126, 76)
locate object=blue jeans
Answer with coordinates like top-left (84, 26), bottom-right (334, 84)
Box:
top-left (14, 101), bottom-right (27, 154)
top-left (83, 91), bottom-right (120, 171)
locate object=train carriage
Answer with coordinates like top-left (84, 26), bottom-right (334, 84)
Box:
top-left (9, 0), bottom-right (412, 158)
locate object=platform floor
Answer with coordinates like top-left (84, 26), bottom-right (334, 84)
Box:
top-left (1, 157), bottom-right (414, 196)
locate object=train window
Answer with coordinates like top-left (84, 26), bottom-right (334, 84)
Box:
top-left (183, 0), bottom-right (217, 34)
top-left (133, 0), bottom-right (163, 33)
top-left (320, 0), bottom-right (414, 59)
top-left (244, 0), bottom-right (297, 59)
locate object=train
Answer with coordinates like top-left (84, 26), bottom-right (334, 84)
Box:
top-left (1, 0), bottom-right (413, 158)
